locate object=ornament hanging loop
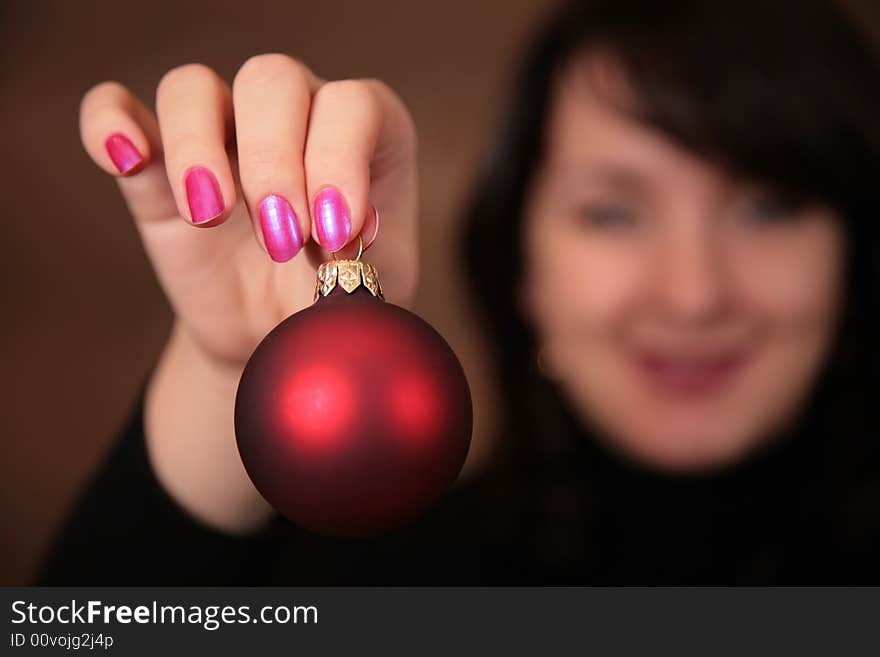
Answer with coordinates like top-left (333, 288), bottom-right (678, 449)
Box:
top-left (363, 205), bottom-right (380, 253)
top-left (329, 205), bottom-right (379, 261)
top-left (331, 234), bottom-right (364, 261)
top-left (319, 205), bottom-right (382, 300)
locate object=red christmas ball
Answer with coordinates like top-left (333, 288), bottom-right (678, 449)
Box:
top-left (234, 262), bottom-right (472, 537)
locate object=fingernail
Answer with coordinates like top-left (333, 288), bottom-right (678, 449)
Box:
top-left (105, 132), bottom-right (144, 174)
top-left (313, 187), bottom-right (351, 252)
top-left (185, 166), bottom-right (224, 225)
top-left (259, 194), bottom-right (303, 262)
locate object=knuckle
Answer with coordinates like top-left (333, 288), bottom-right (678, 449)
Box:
top-left (82, 80), bottom-right (124, 103)
top-left (80, 80), bottom-right (126, 114)
top-left (363, 77), bottom-right (393, 97)
top-left (315, 79), bottom-right (381, 132)
top-left (400, 110), bottom-right (418, 148)
top-left (157, 63), bottom-right (218, 99)
top-left (79, 83), bottom-right (139, 145)
top-left (235, 53), bottom-right (309, 90)
top-left (366, 79), bottom-right (418, 150)
top-left (317, 78), bottom-right (377, 109)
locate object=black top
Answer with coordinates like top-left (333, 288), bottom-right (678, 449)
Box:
top-left (38, 383), bottom-right (880, 585)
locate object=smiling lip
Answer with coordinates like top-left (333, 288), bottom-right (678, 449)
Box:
top-left (634, 349), bottom-right (748, 397)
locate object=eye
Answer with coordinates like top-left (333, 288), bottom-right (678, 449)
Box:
top-left (740, 190), bottom-right (808, 225)
top-left (576, 202), bottom-right (637, 229)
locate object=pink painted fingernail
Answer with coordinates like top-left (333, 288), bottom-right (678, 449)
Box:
top-left (105, 132), bottom-right (144, 174)
top-left (259, 194), bottom-right (303, 262)
top-left (185, 166), bottom-right (224, 225)
top-left (313, 186), bottom-right (351, 252)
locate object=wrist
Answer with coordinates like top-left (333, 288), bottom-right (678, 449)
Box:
top-left (144, 321), bottom-right (275, 534)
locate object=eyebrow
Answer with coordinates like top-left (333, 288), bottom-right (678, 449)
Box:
top-left (542, 161), bottom-right (650, 192)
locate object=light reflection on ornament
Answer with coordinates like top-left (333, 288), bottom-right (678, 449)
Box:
top-left (388, 367), bottom-right (445, 446)
top-left (282, 362), bottom-right (355, 452)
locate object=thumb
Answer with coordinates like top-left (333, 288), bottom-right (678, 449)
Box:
top-left (79, 81), bottom-right (178, 226)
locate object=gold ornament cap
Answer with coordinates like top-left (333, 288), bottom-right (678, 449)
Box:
top-left (313, 211), bottom-right (384, 302)
top-left (314, 257), bottom-right (384, 301)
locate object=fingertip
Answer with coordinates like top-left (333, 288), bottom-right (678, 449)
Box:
top-left (184, 165), bottom-right (232, 227)
top-left (257, 193), bottom-right (305, 262)
top-left (80, 82), bottom-right (154, 178)
top-left (104, 131), bottom-right (148, 176)
top-left (312, 185), bottom-right (353, 253)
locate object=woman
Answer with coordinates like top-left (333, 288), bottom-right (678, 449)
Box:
top-left (40, 0), bottom-right (880, 584)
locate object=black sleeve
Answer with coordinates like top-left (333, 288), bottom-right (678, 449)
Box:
top-left (37, 381), bottom-right (290, 586)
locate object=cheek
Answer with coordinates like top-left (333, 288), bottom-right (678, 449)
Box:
top-left (524, 217), bottom-right (644, 340)
top-left (723, 224), bottom-right (844, 444)
top-left (523, 214), bottom-right (845, 472)
top-left (731, 224), bottom-right (843, 329)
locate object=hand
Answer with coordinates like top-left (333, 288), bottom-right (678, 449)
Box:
top-left (79, 54), bottom-right (419, 533)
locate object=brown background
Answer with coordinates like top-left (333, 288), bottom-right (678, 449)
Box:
top-left (5, 0), bottom-right (878, 587)
top-left (0, 0), bottom-right (548, 585)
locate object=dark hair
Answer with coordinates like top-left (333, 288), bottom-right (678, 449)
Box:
top-left (460, 0), bottom-right (880, 579)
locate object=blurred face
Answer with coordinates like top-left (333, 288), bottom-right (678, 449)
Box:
top-left (521, 57), bottom-right (845, 472)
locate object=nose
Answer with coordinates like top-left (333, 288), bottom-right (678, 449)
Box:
top-left (649, 227), bottom-right (730, 325)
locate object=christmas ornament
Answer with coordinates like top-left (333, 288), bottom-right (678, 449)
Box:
top-left (234, 231), bottom-right (472, 537)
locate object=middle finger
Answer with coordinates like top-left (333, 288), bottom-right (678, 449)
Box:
top-left (233, 54), bottom-right (322, 262)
